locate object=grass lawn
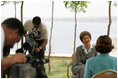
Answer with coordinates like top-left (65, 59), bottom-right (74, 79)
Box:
top-left (44, 56), bottom-right (73, 78)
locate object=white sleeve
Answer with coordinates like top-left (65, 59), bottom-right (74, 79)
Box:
top-left (24, 20), bottom-right (33, 34)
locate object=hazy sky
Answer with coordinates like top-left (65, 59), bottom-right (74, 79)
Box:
top-left (1, 1), bottom-right (117, 19)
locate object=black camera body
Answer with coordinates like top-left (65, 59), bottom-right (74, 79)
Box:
top-left (7, 32), bottom-right (49, 78)
top-left (8, 63), bottom-right (36, 78)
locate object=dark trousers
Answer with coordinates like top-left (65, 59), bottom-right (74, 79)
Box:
top-left (36, 65), bottom-right (48, 78)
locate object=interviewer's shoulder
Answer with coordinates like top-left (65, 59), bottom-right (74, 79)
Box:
top-left (111, 56), bottom-right (117, 61)
top-left (87, 56), bottom-right (96, 62)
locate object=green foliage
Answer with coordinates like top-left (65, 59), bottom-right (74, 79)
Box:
top-left (1, 1), bottom-right (22, 6)
top-left (107, 1), bottom-right (117, 7)
top-left (13, 1), bottom-right (22, 4)
top-left (1, 1), bottom-right (10, 6)
top-left (64, 1), bottom-right (89, 13)
top-left (113, 1), bottom-right (117, 7)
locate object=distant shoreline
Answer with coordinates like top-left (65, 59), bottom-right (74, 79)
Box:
top-left (42, 17), bottom-right (117, 23)
top-left (1, 17), bottom-right (117, 23)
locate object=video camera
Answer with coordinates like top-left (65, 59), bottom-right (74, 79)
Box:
top-left (7, 32), bottom-right (49, 78)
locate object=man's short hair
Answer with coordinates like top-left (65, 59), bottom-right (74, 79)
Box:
top-left (2, 18), bottom-right (25, 36)
top-left (32, 16), bottom-right (41, 25)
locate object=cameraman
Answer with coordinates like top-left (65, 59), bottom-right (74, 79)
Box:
top-left (1, 18), bottom-right (26, 77)
top-left (24, 16), bottom-right (48, 78)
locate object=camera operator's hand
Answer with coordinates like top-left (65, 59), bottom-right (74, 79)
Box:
top-left (35, 48), bottom-right (40, 53)
top-left (12, 53), bottom-right (27, 64)
top-left (1, 53), bottom-right (26, 75)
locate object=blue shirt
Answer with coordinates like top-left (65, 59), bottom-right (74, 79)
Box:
top-left (84, 53), bottom-right (117, 78)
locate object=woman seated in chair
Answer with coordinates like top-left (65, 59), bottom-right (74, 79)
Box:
top-left (84, 35), bottom-right (117, 78)
top-left (71, 31), bottom-right (98, 78)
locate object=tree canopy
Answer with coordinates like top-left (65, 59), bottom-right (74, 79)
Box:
top-left (64, 1), bottom-right (89, 13)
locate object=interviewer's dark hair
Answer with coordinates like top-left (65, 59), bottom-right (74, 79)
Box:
top-left (32, 16), bottom-right (41, 25)
top-left (2, 18), bottom-right (25, 36)
top-left (95, 35), bottom-right (114, 54)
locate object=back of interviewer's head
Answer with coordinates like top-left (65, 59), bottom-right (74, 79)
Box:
top-left (2, 18), bottom-right (25, 36)
top-left (95, 35), bottom-right (114, 54)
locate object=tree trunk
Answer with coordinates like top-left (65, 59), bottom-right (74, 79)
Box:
top-left (14, 1), bottom-right (16, 18)
top-left (107, 1), bottom-right (112, 36)
top-left (21, 1), bottom-right (24, 47)
top-left (48, 1), bottom-right (54, 73)
top-left (14, 1), bottom-right (19, 49)
top-left (73, 8), bottom-right (77, 54)
top-left (67, 63), bottom-right (70, 78)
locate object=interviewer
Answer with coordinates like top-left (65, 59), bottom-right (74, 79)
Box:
top-left (84, 35), bottom-right (117, 78)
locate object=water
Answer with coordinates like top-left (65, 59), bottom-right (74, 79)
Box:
top-left (9, 20), bottom-right (117, 56)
